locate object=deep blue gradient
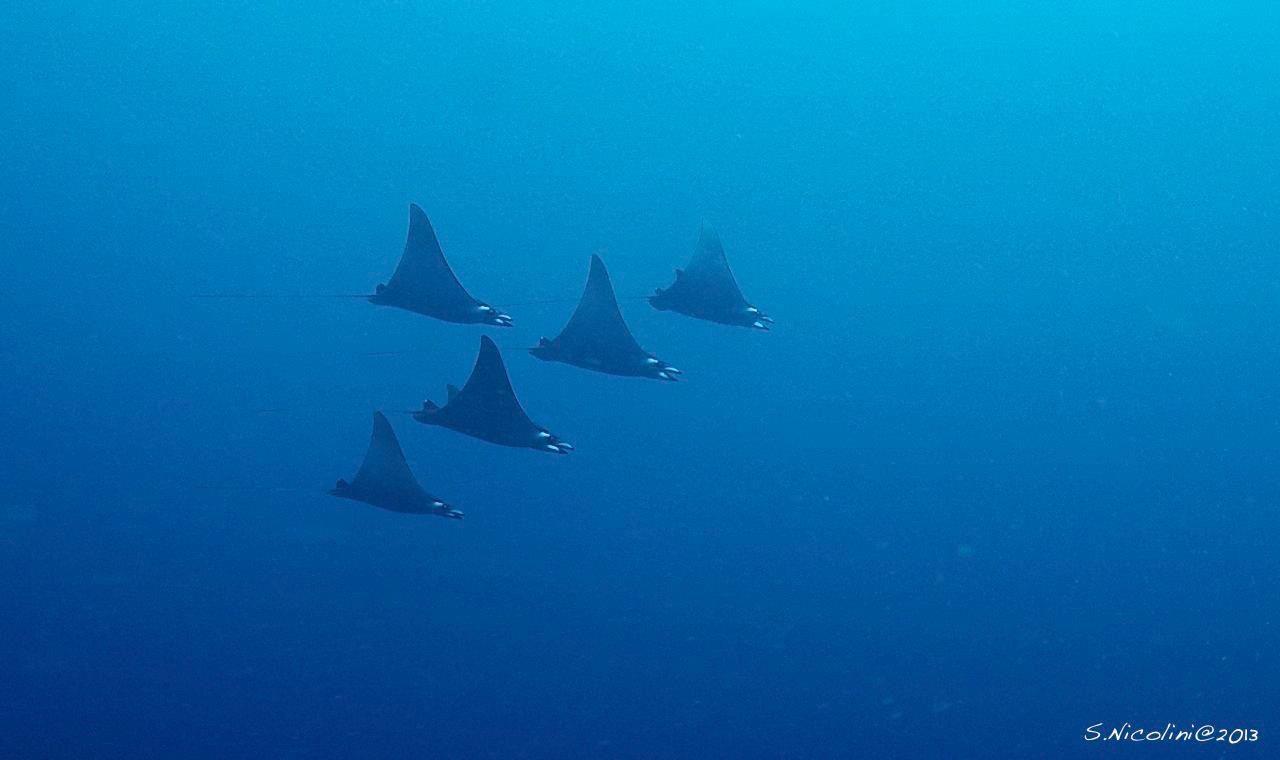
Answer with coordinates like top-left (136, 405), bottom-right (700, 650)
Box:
top-left (2, 2), bottom-right (1277, 757)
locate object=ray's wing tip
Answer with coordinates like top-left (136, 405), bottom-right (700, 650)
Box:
top-left (407, 203), bottom-right (435, 232)
top-left (585, 254), bottom-right (615, 287)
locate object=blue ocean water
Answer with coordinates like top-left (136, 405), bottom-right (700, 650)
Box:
top-left (1, 1), bottom-right (1277, 757)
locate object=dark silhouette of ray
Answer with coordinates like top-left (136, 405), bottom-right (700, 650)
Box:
top-left (414, 336), bottom-right (572, 454)
top-left (330, 412), bottom-right (463, 518)
top-left (649, 227), bottom-right (772, 330)
top-left (530, 254), bottom-right (680, 381)
top-left (368, 204), bottom-right (512, 327)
